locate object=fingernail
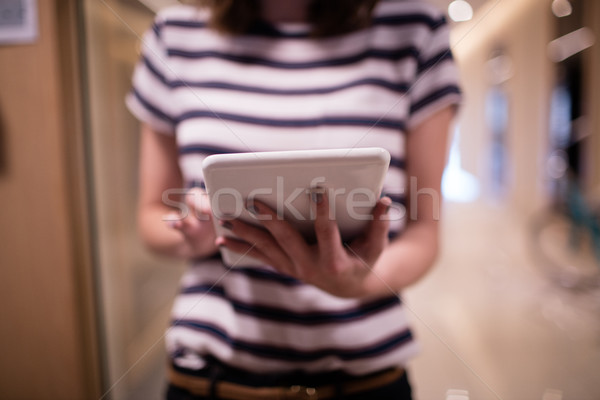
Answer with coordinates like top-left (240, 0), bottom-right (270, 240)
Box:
top-left (310, 187), bottom-right (325, 204)
top-left (384, 202), bottom-right (392, 215)
top-left (381, 197), bottom-right (392, 214)
top-left (219, 220), bottom-right (233, 230)
top-left (246, 199), bottom-right (259, 215)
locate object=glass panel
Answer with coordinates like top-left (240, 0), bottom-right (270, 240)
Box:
top-left (81, 1), bottom-right (183, 399)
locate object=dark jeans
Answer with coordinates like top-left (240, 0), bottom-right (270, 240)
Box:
top-left (166, 363), bottom-right (413, 400)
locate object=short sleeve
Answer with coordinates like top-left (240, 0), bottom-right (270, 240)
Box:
top-left (406, 14), bottom-right (462, 130)
top-left (126, 15), bottom-right (177, 135)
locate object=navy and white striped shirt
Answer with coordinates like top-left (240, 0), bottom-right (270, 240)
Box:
top-left (127, 0), bottom-right (461, 375)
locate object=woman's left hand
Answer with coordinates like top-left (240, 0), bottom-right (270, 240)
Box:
top-left (215, 191), bottom-right (392, 298)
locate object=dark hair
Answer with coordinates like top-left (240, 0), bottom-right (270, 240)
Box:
top-left (198, 0), bottom-right (379, 37)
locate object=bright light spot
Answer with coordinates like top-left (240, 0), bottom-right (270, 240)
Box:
top-left (448, 0), bottom-right (473, 22)
top-left (547, 151), bottom-right (568, 180)
top-left (552, 0), bottom-right (572, 18)
top-left (486, 53), bottom-right (513, 84)
top-left (548, 27), bottom-right (595, 62)
top-left (442, 129), bottom-right (480, 203)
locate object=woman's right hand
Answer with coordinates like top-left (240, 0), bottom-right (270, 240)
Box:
top-left (163, 187), bottom-right (218, 259)
top-left (137, 123), bottom-right (218, 260)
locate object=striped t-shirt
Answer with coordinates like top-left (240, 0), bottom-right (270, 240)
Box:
top-left (127, 0), bottom-right (461, 375)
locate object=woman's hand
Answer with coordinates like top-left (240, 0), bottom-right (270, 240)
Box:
top-left (215, 191), bottom-right (392, 298)
top-left (163, 188), bottom-right (218, 259)
top-left (138, 124), bottom-right (219, 260)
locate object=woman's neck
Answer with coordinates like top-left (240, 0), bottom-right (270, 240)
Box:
top-left (259, 0), bottom-right (311, 23)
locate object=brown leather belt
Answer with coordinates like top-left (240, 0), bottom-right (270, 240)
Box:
top-left (169, 365), bottom-right (405, 400)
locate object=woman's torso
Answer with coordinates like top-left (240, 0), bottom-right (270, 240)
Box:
top-left (127, 0), bottom-right (460, 375)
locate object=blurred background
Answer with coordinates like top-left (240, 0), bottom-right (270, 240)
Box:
top-left (0, 0), bottom-right (599, 399)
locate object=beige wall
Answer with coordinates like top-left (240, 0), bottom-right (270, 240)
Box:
top-left (0, 0), bottom-right (101, 399)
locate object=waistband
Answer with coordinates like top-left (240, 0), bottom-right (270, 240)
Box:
top-left (169, 362), bottom-right (405, 400)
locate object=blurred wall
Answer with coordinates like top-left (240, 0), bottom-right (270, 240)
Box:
top-left (82, 1), bottom-right (185, 398)
top-left (452, 0), bottom-right (600, 213)
top-left (451, 0), bottom-right (554, 215)
top-left (0, 0), bottom-right (101, 398)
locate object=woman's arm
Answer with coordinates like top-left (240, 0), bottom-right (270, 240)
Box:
top-left (137, 123), bottom-right (218, 259)
top-left (363, 106), bottom-right (456, 295)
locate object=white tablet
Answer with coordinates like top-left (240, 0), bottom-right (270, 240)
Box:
top-left (202, 147), bottom-right (390, 267)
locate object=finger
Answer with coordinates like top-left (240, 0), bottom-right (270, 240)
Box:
top-left (218, 218), bottom-right (296, 276)
top-left (164, 212), bottom-right (184, 229)
top-left (246, 200), bottom-right (311, 267)
top-left (373, 196), bottom-right (392, 224)
top-left (352, 196), bottom-right (391, 260)
top-left (180, 215), bottom-right (203, 236)
top-left (311, 188), bottom-right (344, 271)
top-left (186, 188), bottom-right (212, 217)
top-left (164, 210), bottom-right (205, 237)
top-left (215, 235), bottom-right (271, 265)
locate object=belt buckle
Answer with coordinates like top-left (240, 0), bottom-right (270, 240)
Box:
top-left (288, 385), bottom-right (318, 399)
